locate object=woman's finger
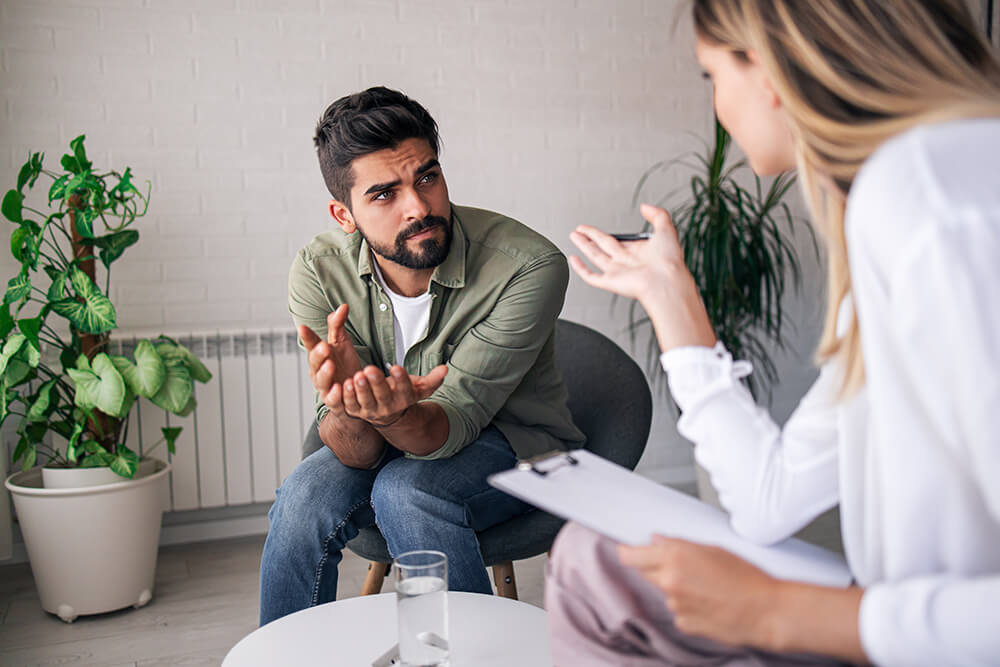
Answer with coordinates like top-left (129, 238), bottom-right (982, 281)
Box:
top-left (569, 230), bottom-right (617, 272)
top-left (639, 203), bottom-right (681, 245)
top-left (574, 225), bottom-right (635, 262)
top-left (568, 256), bottom-right (623, 294)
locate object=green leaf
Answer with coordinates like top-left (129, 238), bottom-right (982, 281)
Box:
top-left (69, 134), bottom-right (91, 172)
top-left (10, 227), bottom-right (29, 261)
top-left (110, 444), bottom-right (139, 478)
top-left (50, 292), bottom-right (117, 334)
top-left (0, 380), bottom-right (9, 425)
top-left (72, 207), bottom-right (95, 239)
top-left (17, 152), bottom-right (43, 192)
top-left (17, 315), bottom-right (42, 353)
top-left (5, 342), bottom-right (40, 386)
top-left (123, 340), bottom-right (165, 396)
top-left (2, 189), bottom-right (23, 223)
top-left (68, 352), bottom-right (126, 417)
top-left (0, 303), bottom-right (14, 339)
top-left (150, 354), bottom-right (193, 415)
top-left (47, 268), bottom-right (67, 300)
top-left (21, 442), bottom-right (37, 471)
top-left (65, 421), bottom-right (85, 463)
top-left (94, 229), bottom-right (139, 268)
top-left (0, 334), bottom-right (26, 377)
top-left (161, 426), bottom-right (182, 456)
top-left (66, 367), bottom-right (98, 411)
top-left (80, 450), bottom-right (114, 468)
top-left (70, 266), bottom-right (97, 298)
top-left (26, 378), bottom-right (57, 422)
top-left (5, 271), bottom-right (31, 305)
top-left (157, 342), bottom-right (212, 384)
top-left (48, 174), bottom-right (69, 203)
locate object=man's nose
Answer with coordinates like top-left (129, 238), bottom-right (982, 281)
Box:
top-left (401, 187), bottom-right (431, 221)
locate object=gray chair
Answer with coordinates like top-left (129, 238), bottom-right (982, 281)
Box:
top-left (300, 318), bottom-right (653, 598)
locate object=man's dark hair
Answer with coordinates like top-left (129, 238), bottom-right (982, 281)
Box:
top-left (313, 87), bottom-right (440, 207)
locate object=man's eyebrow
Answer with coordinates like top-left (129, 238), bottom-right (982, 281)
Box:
top-left (362, 159), bottom-right (440, 197)
top-left (416, 158), bottom-right (440, 174)
top-left (363, 179), bottom-right (401, 196)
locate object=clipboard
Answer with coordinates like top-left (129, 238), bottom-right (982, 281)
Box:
top-left (488, 449), bottom-right (852, 588)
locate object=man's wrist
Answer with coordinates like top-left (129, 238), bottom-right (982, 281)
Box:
top-left (369, 405), bottom-right (410, 429)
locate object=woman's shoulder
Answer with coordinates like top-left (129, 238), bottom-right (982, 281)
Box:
top-left (852, 117), bottom-right (1000, 216)
top-left (846, 118), bottom-right (1000, 259)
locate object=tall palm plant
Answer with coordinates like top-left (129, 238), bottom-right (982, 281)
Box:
top-left (627, 119), bottom-right (818, 400)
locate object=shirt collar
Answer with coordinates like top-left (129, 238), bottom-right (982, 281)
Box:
top-left (355, 206), bottom-right (467, 290)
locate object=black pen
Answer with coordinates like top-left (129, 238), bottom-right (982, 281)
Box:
top-left (610, 232), bottom-right (652, 241)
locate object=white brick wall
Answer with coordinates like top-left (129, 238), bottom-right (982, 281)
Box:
top-left (0, 0), bottom-right (826, 486)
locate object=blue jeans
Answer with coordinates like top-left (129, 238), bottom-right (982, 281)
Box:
top-left (258, 424), bottom-right (530, 625)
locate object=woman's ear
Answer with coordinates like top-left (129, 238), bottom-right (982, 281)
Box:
top-left (329, 200), bottom-right (357, 234)
top-left (746, 49), bottom-right (783, 110)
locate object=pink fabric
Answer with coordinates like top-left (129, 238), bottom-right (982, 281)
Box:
top-left (545, 523), bottom-right (845, 667)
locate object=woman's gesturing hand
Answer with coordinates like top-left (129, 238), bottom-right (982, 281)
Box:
top-left (568, 203), bottom-right (685, 303)
top-left (569, 203), bottom-right (717, 352)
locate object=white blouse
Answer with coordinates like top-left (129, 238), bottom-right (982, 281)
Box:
top-left (660, 118), bottom-right (1000, 666)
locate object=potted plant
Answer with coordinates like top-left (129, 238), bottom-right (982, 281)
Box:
top-left (1, 135), bottom-right (211, 622)
top-left (627, 118), bottom-right (818, 400)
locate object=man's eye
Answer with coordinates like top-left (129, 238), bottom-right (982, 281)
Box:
top-left (373, 190), bottom-right (392, 201)
top-left (419, 173), bottom-right (437, 184)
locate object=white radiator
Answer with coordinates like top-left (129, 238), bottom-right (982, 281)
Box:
top-left (113, 330), bottom-right (315, 511)
top-left (2, 329), bottom-right (314, 558)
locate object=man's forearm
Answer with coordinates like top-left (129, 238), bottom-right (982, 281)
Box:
top-left (373, 401), bottom-right (449, 456)
top-left (319, 410), bottom-right (385, 468)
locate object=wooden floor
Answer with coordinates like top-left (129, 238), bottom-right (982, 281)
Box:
top-left (0, 535), bottom-right (548, 666)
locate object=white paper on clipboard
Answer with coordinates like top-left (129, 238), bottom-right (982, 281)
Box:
top-left (488, 449), bottom-right (852, 588)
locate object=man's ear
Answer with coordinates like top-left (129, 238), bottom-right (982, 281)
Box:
top-left (329, 199), bottom-right (356, 234)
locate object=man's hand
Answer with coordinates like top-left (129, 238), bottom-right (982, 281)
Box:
top-left (341, 364), bottom-right (448, 427)
top-left (299, 304), bottom-right (364, 411)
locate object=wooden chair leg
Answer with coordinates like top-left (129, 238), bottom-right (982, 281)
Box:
top-left (362, 561), bottom-right (391, 596)
top-left (492, 561), bottom-right (518, 600)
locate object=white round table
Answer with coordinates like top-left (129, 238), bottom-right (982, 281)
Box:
top-left (222, 592), bottom-right (553, 666)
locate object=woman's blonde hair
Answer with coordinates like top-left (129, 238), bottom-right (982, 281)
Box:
top-left (693, 0), bottom-right (1000, 395)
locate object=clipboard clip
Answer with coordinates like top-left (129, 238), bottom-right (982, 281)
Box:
top-left (516, 450), bottom-right (579, 477)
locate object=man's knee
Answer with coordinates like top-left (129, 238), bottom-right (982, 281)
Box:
top-left (370, 460), bottom-right (463, 525)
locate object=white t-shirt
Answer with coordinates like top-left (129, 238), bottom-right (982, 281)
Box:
top-left (371, 258), bottom-right (432, 366)
top-left (660, 118), bottom-right (1000, 666)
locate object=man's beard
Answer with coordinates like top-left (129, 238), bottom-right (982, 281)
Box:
top-left (362, 215), bottom-right (453, 270)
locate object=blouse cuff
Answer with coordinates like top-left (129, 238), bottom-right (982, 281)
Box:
top-left (659, 342), bottom-right (752, 412)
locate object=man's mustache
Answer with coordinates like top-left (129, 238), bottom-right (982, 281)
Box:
top-left (399, 215), bottom-right (449, 241)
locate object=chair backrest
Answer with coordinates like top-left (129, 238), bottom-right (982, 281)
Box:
top-left (553, 319), bottom-right (652, 471)
top-left (302, 319), bottom-right (653, 466)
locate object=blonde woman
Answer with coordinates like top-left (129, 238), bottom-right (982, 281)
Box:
top-left (545, 1), bottom-right (1000, 665)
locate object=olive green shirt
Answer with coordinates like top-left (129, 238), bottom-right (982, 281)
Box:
top-left (288, 204), bottom-right (586, 460)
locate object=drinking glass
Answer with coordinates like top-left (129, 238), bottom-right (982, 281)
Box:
top-left (394, 550), bottom-right (449, 666)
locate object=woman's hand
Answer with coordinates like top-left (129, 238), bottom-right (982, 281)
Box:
top-left (570, 204), bottom-right (717, 352)
top-left (618, 536), bottom-right (781, 649)
top-left (618, 536), bottom-right (868, 663)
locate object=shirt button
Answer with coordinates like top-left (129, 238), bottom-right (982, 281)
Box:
top-left (379, 303), bottom-right (387, 312)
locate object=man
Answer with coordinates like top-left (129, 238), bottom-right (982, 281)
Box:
top-left (259, 87), bottom-right (585, 625)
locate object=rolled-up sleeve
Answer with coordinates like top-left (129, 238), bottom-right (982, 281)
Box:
top-left (288, 250), bottom-right (378, 425)
top-left (413, 252), bottom-right (569, 459)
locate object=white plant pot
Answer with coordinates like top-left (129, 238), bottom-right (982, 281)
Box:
top-left (4, 459), bottom-right (171, 623)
